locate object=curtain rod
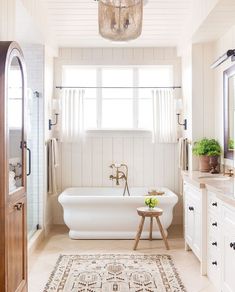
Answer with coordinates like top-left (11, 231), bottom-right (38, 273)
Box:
top-left (56, 86), bottom-right (181, 89)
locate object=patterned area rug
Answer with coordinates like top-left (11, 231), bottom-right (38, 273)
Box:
top-left (44, 254), bottom-right (186, 292)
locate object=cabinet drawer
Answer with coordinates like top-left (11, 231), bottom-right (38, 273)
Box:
top-left (208, 232), bottom-right (220, 254)
top-left (208, 212), bottom-right (220, 237)
top-left (207, 252), bottom-right (220, 290)
top-left (207, 191), bottom-right (220, 214)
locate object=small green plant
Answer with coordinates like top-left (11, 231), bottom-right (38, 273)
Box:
top-left (228, 139), bottom-right (234, 150)
top-left (145, 197), bottom-right (158, 209)
top-left (192, 138), bottom-right (221, 156)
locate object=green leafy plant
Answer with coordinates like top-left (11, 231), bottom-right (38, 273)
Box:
top-left (145, 197), bottom-right (158, 209)
top-left (192, 138), bottom-right (221, 156)
top-left (228, 139), bottom-right (234, 150)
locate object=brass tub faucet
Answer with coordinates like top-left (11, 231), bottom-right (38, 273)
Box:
top-left (109, 163), bottom-right (130, 196)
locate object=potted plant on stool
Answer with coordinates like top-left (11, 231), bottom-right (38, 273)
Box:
top-left (192, 138), bottom-right (221, 173)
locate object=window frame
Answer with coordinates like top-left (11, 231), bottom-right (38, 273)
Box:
top-left (62, 65), bottom-right (174, 131)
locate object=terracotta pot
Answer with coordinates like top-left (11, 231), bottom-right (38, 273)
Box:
top-left (199, 155), bottom-right (211, 172)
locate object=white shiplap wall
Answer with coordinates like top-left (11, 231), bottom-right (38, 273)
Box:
top-left (52, 47), bottom-right (183, 225)
top-left (0, 0), bottom-right (15, 40)
top-left (57, 135), bottom-right (179, 191)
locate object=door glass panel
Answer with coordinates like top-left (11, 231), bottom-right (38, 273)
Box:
top-left (8, 56), bottom-right (23, 193)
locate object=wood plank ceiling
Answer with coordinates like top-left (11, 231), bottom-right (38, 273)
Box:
top-left (42, 0), bottom-right (193, 47)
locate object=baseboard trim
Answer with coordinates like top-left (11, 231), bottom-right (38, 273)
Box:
top-left (28, 229), bottom-right (45, 255)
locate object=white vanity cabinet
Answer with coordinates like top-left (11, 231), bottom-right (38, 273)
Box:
top-left (183, 174), bottom-right (235, 290)
top-left (183, 182), bottom-right (207, 275)
top-left (220, 203), bottom-right (235, 292)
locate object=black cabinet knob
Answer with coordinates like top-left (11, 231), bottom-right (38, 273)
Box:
top-left (230, 242), bottom-right (235, 250)
top-left (212, 242), bottom-right (217, 246)
top-left (188, 206), bottom-right (194, 211)
top-left (212, 222), bottom-right (217, 227)
top-left (212, 202), bottom-right (217, 207)
top-left (212, 261), bottom-right (217, 266)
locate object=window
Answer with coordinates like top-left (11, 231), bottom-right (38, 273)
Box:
top-left (62, 66), bottom-right (173, 130)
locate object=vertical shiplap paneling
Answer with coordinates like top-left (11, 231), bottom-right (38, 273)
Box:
top-left (92, 137), bottom-right (103, 186)
top-left (163, 144), bottom-right (175, 190)
top-left (154, 143), bottom-right (165, 187)
top-left (123, 137), bottom-right (134, 187)
top-left (61, 143), bottom-right (72, 189)
top-left (133, 137), bottom-right (144, 186)
top-left (0, 0), bottom-right (15, 40)
top-left (82, 137), bottom-right (92, 186)
top-left (102, 137), bottom-right (113, 186)
top-left (71, 142), bottom-right (82, 186)
top-left (143, 137), bottom-right (154, 187)
top-left (112, 137), bottom-right (123, 163)
top-left (112, 137), bottom-right (124, 186)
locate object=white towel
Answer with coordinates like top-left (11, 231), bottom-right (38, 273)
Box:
top-left (48, 138), bottom-right (59, 194)
top-left (178, 138), bottom-right (188, 170)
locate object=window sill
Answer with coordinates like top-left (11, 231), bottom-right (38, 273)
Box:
top-left (85, 128), bottom-right (152, 137)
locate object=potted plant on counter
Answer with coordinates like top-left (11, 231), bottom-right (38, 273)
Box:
top-left (192, 138), bottom-right (221, 173)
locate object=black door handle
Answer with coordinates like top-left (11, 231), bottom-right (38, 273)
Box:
top-left (26, 146), bottom-right (31, 176)
top-left (24, 142), bottom-right (31, 176)
top-left (189, 206), bottom-right (194, 211)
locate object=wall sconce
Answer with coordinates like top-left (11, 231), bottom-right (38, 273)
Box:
top-left (49, 99), bottom-right (60, 131)
top-left (175, 99), bottom-right (187, 130)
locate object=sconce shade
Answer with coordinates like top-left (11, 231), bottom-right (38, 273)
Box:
top-left (175, 99), bottom-right (183, 114)
top-left (52, 99), bottom-right (60, 113)
top-left (98, 0), bottom-right (143, 41)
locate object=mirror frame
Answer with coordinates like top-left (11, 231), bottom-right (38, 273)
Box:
top-left (224, 64), bottom-right (235, 160)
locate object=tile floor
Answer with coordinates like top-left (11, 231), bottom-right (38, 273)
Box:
top-left (29, 225), bottom-right (216, 292)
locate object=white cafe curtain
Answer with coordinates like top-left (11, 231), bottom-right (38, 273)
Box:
top-left (152, 89), bottom-right (177, 143)
top-left (61, 89), bottom-right (84, 142)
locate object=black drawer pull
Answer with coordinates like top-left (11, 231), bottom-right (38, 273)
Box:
top-left (212, 261), bottom-right (217, 266)
top-left (230, 242), bottom-right (235, 250)
top-left (212, 222), bottom-right (217, 227)
top-left (212, 242), bottom-right (217, 246)
top-left (212, 202), bottom-right (217, 207)
top-left (188, 206), bottom-right (194, 211)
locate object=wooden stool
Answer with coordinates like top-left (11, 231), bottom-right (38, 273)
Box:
top-left (133, 207), bottom-right (169, 250)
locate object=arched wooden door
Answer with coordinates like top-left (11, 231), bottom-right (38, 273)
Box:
top-left (0, 41), bottom-right (28, 292)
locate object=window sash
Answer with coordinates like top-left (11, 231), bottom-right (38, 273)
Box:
top-left (62, 66), bottom-right (174, 130)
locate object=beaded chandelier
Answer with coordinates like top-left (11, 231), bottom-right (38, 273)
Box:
top-left (98, 0), bottom-right (143, 41)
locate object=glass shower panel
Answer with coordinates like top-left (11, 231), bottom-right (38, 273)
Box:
top-left (27, 89), bottom-right (40, 239)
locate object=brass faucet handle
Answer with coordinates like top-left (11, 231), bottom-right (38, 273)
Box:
top-left (224, 168), bottom-right (234, 177)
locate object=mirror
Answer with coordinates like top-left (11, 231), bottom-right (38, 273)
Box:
top-left (224, 65), bottom-right (235, 160)
top-left (8, 56), bottom-right (24, 192)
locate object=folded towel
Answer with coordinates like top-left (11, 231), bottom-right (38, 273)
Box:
top-left (48, 138), bottom-right (59, 194)
top-left (178, 138), bottom-right (188, 170)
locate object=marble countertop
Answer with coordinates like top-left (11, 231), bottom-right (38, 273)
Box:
top-left (182, 171), bottom-right (235, 208)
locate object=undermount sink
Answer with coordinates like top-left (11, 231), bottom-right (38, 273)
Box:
top-left (199, 176), bottom-right (231, 181)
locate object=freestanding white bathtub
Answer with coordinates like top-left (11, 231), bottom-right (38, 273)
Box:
top-left (58, 187), bottom-right (178, 239)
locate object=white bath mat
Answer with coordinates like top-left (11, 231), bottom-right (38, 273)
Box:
top-left (44, 254), bottom-right (186, 292)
